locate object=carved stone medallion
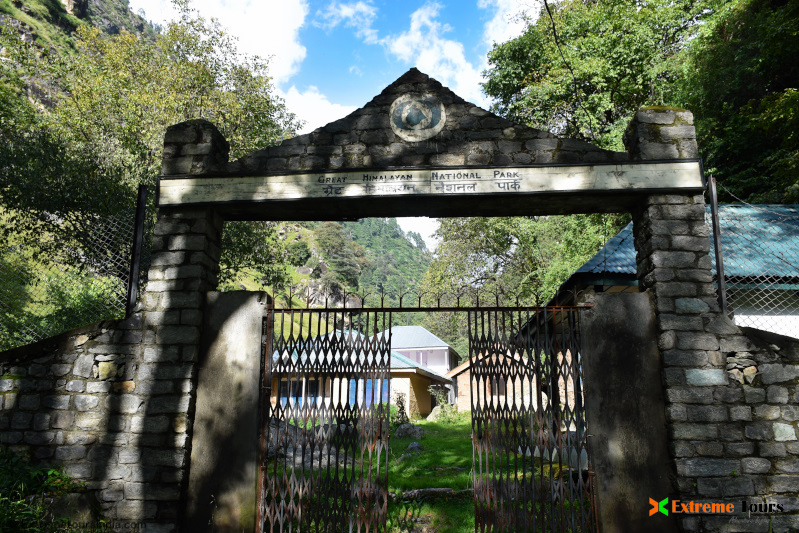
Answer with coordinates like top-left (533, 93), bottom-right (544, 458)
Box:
top-left (389, 93), bottom-right (446, 142)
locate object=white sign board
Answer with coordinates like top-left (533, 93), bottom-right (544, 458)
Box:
top-left (158, 161), bottom-right (703, 206)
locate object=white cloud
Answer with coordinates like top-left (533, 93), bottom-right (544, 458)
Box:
top-left (281, 85), bottom-right (358, 134)
top-left (381, 2), bottom-right (488, 107)
top-left (129, 0), bottom-right (309, 85)
top-left (396, 217), bottom-right (441, 252)
top-left (478, 0), bottom-right (533, 48)
top-left (315, 1), bottom-right (379, 44)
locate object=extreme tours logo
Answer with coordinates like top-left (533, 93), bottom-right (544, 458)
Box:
top-left (649, 497), bottom-right (785, 516)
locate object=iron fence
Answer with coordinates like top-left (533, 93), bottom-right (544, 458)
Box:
top-left (0, 186), bottom-right (152, 351)
top-left (708, 180), bottom-right (799, 339)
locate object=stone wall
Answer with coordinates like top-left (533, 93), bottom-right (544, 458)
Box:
top-left (628, 108), bottom-right (799, 532)
top-left (0, 204), bottom-right (223, 529)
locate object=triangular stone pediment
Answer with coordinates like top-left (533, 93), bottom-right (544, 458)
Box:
top-left (158, 69), bottom-right (703, 219)
top-left (228, 68), bottom-right (625, 175)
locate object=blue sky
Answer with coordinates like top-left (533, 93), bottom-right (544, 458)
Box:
top-left (127, 0), bottom-right (534, 248)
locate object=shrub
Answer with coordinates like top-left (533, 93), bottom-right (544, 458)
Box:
top-left (428, 385), bottom-right (458, 424)
top-left (391, 393), bottom-right (410, 427)
top-left (0, 447), bottom-right (85, 532)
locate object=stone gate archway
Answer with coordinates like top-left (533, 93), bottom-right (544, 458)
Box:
top-left (156, 68), bottom-right (702, 533)
top-left (3, 68), bottom-right (793, 533)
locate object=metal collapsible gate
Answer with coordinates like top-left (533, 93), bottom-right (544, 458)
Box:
top-left (469, 307), bottom-right (596, 532)
top-left (257, 307), bottom-right (392, 532)
top-left (256, 304), bottom-right (596, 533)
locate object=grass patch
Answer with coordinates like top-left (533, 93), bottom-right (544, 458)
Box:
top-left (388, 498), bottom-right (474, 533)
top-left (386, 413), bottom-right (475, 532)
top-left (388, 414), bottom-right (473, 493)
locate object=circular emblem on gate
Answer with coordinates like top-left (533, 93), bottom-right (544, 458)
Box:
top-left (389, 93), bottom-right (446, 142)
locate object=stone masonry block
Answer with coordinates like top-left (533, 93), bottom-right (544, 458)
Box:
top-left (686, 405), bottom-right (728, 422)
top-left (745, 423), bottom-right (774, 441)
top-left (115, 500), bottom-right (158, 520)
top-left (634, 109), bottom-right (676, 125)
top-left (667, 387), bottom-right (714, 404)
top-left (759, 364), bottom-right (799, 384)
top-left (673, 423), bottom-right (718, 440)
top-left (663, 350), bottom-right (708, 366)
top-left (678, 334), bottom-right (720, 352)
top-left (661, 312), bottom-right (705, 331)
top-left (720, 336), bottom-right (757, 353)
top-left (659, 125), bottom-right (697, 141)
top-left (768, 386), bottom-right (790, 404)
top-left (658, 282), bottom-right (699, 298)
top-left (768, 476), bottom-right (799, 493)
top-left (676, 458), bottom-right (740, 477)
top-left (782, 405), bottom-right (799, 421)
top-left (774, 458), bottom-right (799, 473)
top-left (74, 395), bottom-right (101, 411)
top-left (651, 251), bottom-right (696, 269)
top-left (760, 443), bottom-right (787, 457)
top-left (730, 406), bottom-right (753, 421)
top-left (685, 369), bottom-right (727, 386)
top-left (744, 386), bottom-right (766, 404)
top-left (155, 326), bottom-right (200, 345)
top-left (166, 236), bottom-right (206, 252)
top-left (671, 236), bottom-right (709, 252)
top-left (639, 142), bottom-right (679, 160)
top-left (55, 445), bottom-right (87, 461)
top-left (131, 415), bottom-right (170, 433)
top-left (726, 442), bottom-right (755, 456)
top-left (774, 423), bottom-right (797, 442)
top-left (675, 298), bottom-right (710, 314)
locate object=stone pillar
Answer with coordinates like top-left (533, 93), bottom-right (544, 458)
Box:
top-left (582, 292), bottom-right (677, 533)
top-left (125, 120), bottom-right (227, 529)
top-left (161, 119), bottom-right (230, 176)
top-left (627, 108), bottom-right (776, 532)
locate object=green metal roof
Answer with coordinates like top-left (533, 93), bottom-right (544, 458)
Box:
top-left (576, 204), bottom-right (799, 281)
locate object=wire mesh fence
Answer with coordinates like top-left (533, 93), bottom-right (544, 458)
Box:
top-left (0, 189), bottom-right (152, 351)
top-left (707, 203), bottom-right (799, 339)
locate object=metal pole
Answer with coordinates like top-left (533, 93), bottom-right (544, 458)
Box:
top-left (126, 185), bottom-right (148, 316)
top-left (708, 176), bottom-right (729, 317)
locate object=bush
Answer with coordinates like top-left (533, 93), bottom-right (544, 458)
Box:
top-left (285, 240), bottom-right (311, 267)
top-left (428, 385), bottom-right (458, 424)
top-left (0, 447), bottom-right (85, 532)
top-left (391, 393), bottom-right (410, 427)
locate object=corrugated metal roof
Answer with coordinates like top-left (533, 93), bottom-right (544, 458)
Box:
top-left (577, 222), bottom-right (637, 275)
top-left (577, 205), bottom-right (799, 279)
top-left (386, 326), bottom-right (450, 349)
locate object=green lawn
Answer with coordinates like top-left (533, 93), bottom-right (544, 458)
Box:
top-left (388, 415), bottom-right (473, 492)
top-left (386, 414), bottom-right (475, 533)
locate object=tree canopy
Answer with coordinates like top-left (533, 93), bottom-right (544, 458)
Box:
top-left (0, 0), bottom-right (300, 281)
top-left (483, 0), bottom-right (716, 150)
top-left (483, 0), bottom-right (798, 202)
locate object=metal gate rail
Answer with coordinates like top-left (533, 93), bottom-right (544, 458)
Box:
top-left (469, 307), bottom-right (596, 533)
top-left (256, 304), bottom-right (596, 533)
top-left (257, 307), bottom-right (392, 533)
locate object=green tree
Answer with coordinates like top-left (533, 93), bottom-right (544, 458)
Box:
top-left (483, 0), bottom-right (716, 150)
top-left (483, 0), bottom-right (798, 202)
top-left (675, 0), bottom-right (799, 202)
top-left (419, 214), bottom-right (627, 356)
top-left (0, 0), bottom-right (299, 283)
top-left (313, 222), bottom-right (366, 290)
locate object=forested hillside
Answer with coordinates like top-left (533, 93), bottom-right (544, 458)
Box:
top-left (0, 0), bottom-right (304, 348)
